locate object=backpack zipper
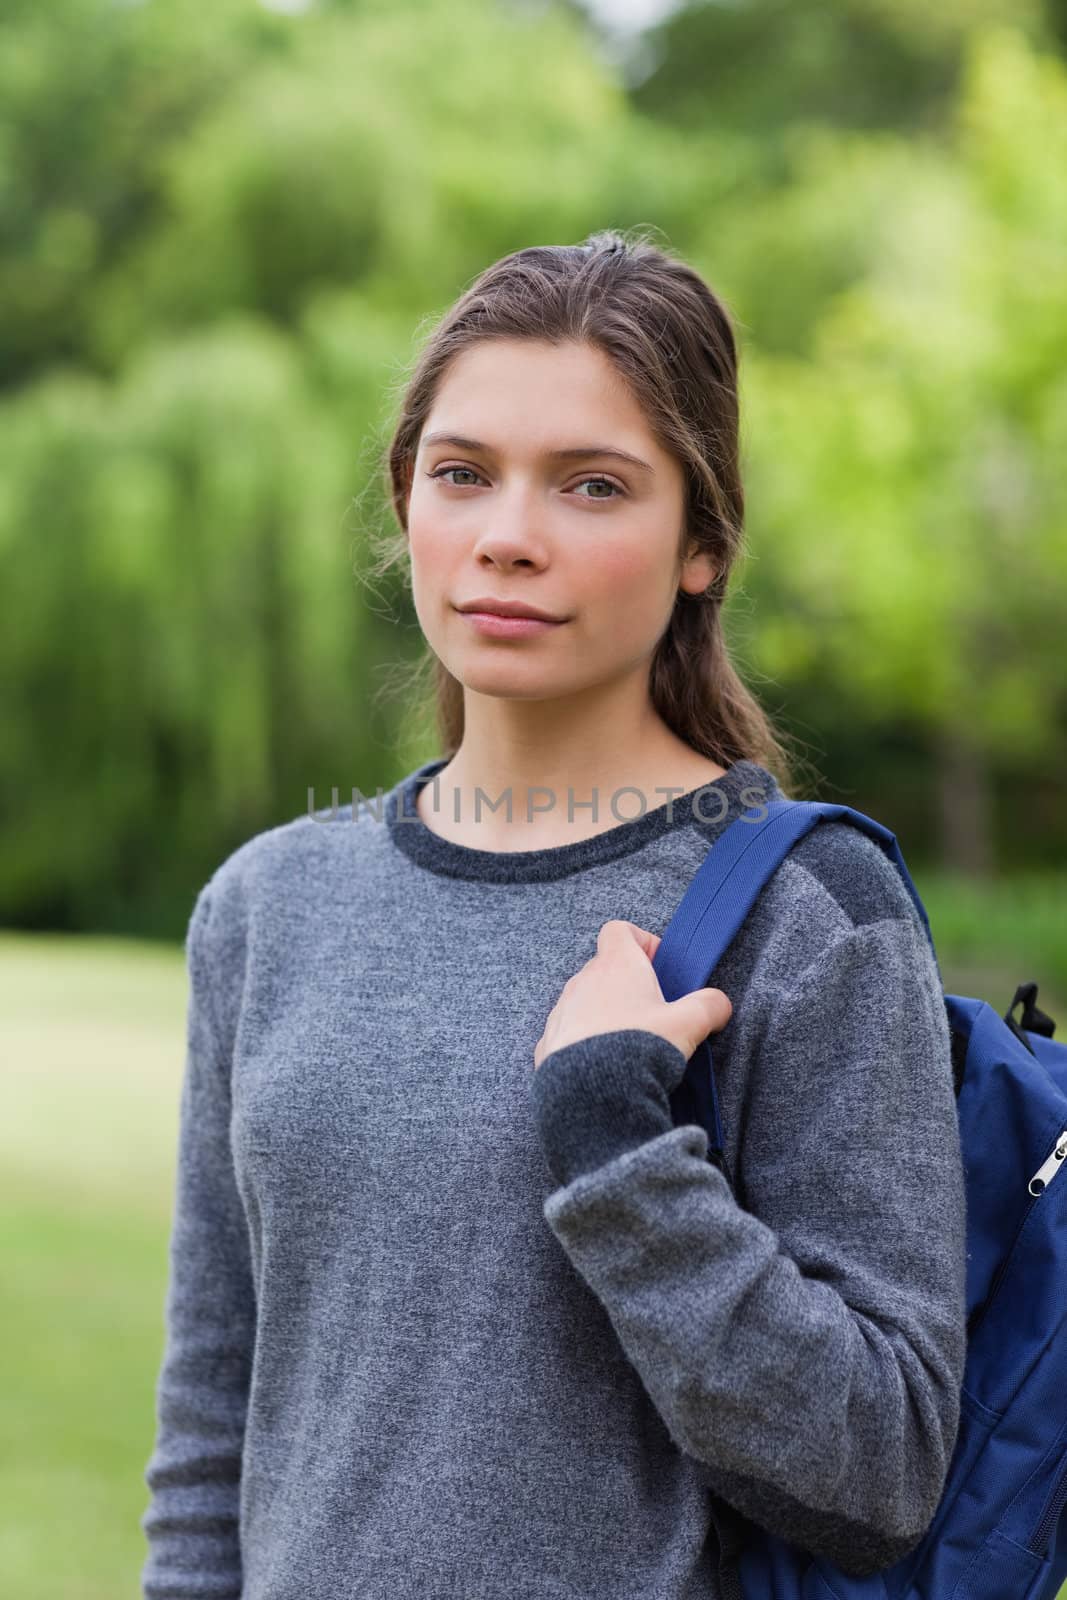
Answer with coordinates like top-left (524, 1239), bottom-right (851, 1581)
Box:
top-left (968, 1126), bottom-right (1067, 1337)
top-left (1018, 1132), bottom-right (1067, 1555)
top-left (1028, 1451), bottom-right (1067, 1556)
top-left (1028, 1128), bottom-right (1067, 1195)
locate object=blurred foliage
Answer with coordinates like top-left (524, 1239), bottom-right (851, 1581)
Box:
top-left (0, 0), bottom-right (295, 386)
top-left (739, 31), bottom-right (1067, 784)
top-left (1, 0), bottom-right (1065, 934)
top-left (629, 0), bottom-right (1053, 140)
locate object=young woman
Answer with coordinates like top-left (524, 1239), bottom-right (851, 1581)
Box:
top-left (141, 231), bottom-right (968, 1600)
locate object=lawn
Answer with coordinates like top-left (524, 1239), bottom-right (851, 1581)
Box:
top-left (1, 870), bottom-right (1065, 1598)
top-left (0, 933), bottom-right (185, 1600)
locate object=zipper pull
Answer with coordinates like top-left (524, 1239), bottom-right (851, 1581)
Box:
top-left (1028, 1128), bottom-right (1067, 1196)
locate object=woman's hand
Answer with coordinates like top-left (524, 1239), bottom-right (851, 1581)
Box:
top-left (533, 919), bottom-right (732, 1072)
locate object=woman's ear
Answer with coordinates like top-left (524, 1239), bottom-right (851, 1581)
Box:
top-left (679, 546), bottom-right (718, 598)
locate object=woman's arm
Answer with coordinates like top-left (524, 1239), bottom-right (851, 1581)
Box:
top-left (140, 884), bottom-right (256, 1600)
top-left (529, 909), bottom-right (967, 1580)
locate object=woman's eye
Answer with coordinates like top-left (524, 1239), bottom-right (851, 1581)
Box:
top-left (573, 476), bottom-right (623, 500)
top-left (429, 466), bottom-right (482, 487)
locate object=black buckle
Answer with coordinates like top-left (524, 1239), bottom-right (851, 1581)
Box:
top-left (1003, 981), bottom-right (1057, 1055)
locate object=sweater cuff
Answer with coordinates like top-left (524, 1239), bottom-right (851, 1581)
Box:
top-left (529, 1028), bottom-right (689, 1188)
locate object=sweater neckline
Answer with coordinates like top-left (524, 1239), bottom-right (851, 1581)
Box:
top-left (385, 755), bottom-right (781, 883)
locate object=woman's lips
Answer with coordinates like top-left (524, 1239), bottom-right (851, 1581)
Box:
top-left (457, 610), bottom-right (567, 638)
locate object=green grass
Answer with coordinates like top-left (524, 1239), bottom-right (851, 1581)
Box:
top-left (0, 931), bottom-right (183, 1600)
top-left (1, 884), bottom-right (1066, 1598)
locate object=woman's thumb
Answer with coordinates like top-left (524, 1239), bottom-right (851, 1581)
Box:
top-left (667, 986), bottom-right (733, 1057)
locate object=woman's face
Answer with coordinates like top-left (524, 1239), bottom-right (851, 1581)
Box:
top-left (406, 337), bottom-right (715, 704)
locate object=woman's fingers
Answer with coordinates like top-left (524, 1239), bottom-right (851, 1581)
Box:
top-left (596, 918), bottom-right (662, 962)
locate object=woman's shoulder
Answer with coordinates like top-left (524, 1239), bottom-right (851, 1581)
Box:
top-left (182, 794), bottom-right (400, 1053)
top-left (189, 786), bottom-right (398, 939)
top-left (717, 811), bottom-right (931, 1005)
top-left (696, 762), bottom-right (917, 925)
top-left (780, 814), bottom-right (921, 933)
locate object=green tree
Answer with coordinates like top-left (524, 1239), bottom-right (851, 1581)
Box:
top-left (733, 26), bottom-right (1067, 871)
top-left (0, 0), bottom-right (295, 388)
top-left (629, 0), bottom-right (1052, 141)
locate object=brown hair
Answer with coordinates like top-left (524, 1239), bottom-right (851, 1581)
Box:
top-left (364, 226), bottom-right (810, 796)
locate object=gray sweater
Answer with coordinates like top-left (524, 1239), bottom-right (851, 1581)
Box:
top-left (140, 755), bottom-right (967, 1599)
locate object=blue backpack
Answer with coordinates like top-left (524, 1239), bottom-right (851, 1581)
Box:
top-left (654, 797), bottom-right (1067, 1600)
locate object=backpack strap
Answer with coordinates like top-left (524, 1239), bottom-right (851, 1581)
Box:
top-left (653, 797), bottom-right (938, 1186)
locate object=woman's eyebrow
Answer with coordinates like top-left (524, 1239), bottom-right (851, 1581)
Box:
top-left (420, 432), bottom-right (655, 475)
